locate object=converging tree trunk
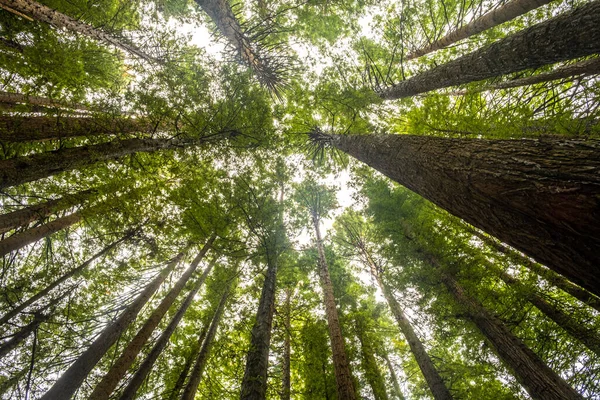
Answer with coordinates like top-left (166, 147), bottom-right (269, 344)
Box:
top-left (180, 280), bottom-right (233, 400)
top-left (40, 253), bottom-right (184, 400)
top-left (0, 188), bottom-right (96, 234)
top-left (381, 0), bottom-right (600, 99)
top-left (355, 318), bottom-right (389, 400)
top-left (281, 288), bottom-right (292, 400)
top-left (406, 0), bottom-right (553, 60)
top-left (0, 0), bottom-right (157, 62)
top-left (89, 236), bottom-right (217, 400)
top-left (315, 132), bottom-right (600, 297)
top-left (0, 91), bottom-right (92, 112)
top-left (167, 345), bottom-right (200, 400)
top-left (0, 115), bottom-right (155, 142)
top-left (381, 353), bottom-right (405, 400)
top-left (441, 271), bottom-right (583, 400)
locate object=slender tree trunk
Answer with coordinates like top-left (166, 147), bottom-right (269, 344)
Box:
top-left (0, 210), bottom-right (83, 257)
top-left (0, 231), bottom-right (132, 326)
top-left (406, 0), bottom-right (553, 60)
top-left (312, 213), bottom-right (357, 400)
top-left (0, 311), bottom-right (49, 358)
top-left (469, 228), bottom-right (600, 313)
top-left (0, 91), bottom-right (91, 111)
top-left (117, 263), bottom-right (218, 400)
top-left (281, 288), bottom-right (291, 400)
top-left (0, 188), bottom-right (96, 234)
top-left (381, 0), bottom-right (600, 99)
top-left (0, 115), bottom-right (155, 142)
top-left (89, 236), bottom-right (217, 400)
top-left (180, 281), bottom-right (233, 400)
top-left (167, 346), bottom-right (199, 400)
top-left (441, 271), bottom-right (583, 400)
top-left (356, 319), bottom-right (389, 400)
top-left (319, 132), bottom-right (600, 297)
top-left (382, 353), bottom-right (405, 400)
top-left (0, 137), bottom-right (197, 189)
top-left (40, 253), bottom-right (183, 400)
top-left (496, 268), bottom-right (600, 357)
top-left (449, 57), bottom-right (600, 95)
top-left (0, 0), bottom-right (157, 62)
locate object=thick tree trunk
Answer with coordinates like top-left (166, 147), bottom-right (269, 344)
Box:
top-left (449, 57), bottom-right (600, 95)
top-left (0, 0), bottom-right (157, 62)
top-left (0, 210), bottom-right (83, 257)
top-left (281, 288), bottom-right (291, 400)
top-left (406, 0), bottom-right (553, 60)
top-left (356, 320), bottom-right (389, 400)
top-left (382, 353), bottom-right (405, 400)
top-left (0, 188), bottom-right (96, 234)
top-left (469, 228), bottom-right (600, 313)
top-left (0, 232), bottom-right (131, 326)
top-left (89, 237), bottom-right (216, 400)
top-left (381, 0), bottom-right (600, 99)
top-left (323, 132), bottom-right (600, 297)
top-left (0, 137), bottom-right (196, 189)
top-left (180, 281), bottom-right (232, 400)
top-left (496, 268), bottom-right (600, 357)
top-left (117, 263), bottom-right (217, 400)
top-left (312, 214), bottom-right (357, 400)
top-left (40, 253), bottom-right (183, 400)
top-left (0, 91), bottom-right (91, 111)
top-left (0, 115), bottom-right (154, 142)
top-left (442, 271), bottom-right (583, 400)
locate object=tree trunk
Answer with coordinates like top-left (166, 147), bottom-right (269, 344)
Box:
top-left (381, 0), bottom-right (600, 99)
top-left (0, 188), bottom-right (96, 234)
top-left (0, 91), bottom-right (91, 111)
top-left (0, 311), bottom-right (49, 358)
top-left (382, 353), bottom-right (405, 400)
top-left (180, 281), bottom-right (233, 400)
top-left (0, 115), bottom-right (155, 142)
top-left (312, 213), bottom-right (357, 400)
top-left (441, 271), bottom-right (583, 400)
top-left (167, 346), bottom-right (199, 400)
top-left (356, 319), bottom-right (389, 400)
top-left (321, 132), bottom-right (600, 297)
top-left (40, 253), bottom-right (183, 400)
top-left (89, 237), bottom-right (217, 400)
top-left (0, 231), bottom-right (132, 326)
top-left (117, 262), bottom-right (218, 400)
top-left (496, 268), bottom-right (600, 357)
top-left (0, 137), bottom-right (197, 189)
top-left (281, 288), bottom-right (291, 400)
top-left (406, 0), bottom-right (553, 60)
top-left (0, 0), bottom-right (157, 62)
top-left (449, 57), bottom-right (600, 95)
top-left (0, 210), bottom-right (83, 257)
top-left (469, 228), bottom-right (600, 313)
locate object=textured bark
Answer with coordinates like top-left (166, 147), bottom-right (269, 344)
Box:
top-left (406, 0), bottom-right (553, 60)
top-left (40, 254), bottom-right (183, 400)
top-left (356, 319), bottom-right (389, 400)
top-left (281, 289), bottom-right (291, 400)
top-left (469, 228), bottom-right (600, 313)
top-left (0, 137), bottom-right (196, 189)
top-left (89, 237), bottom-right (216, 400)
top-left (0, 188), bottom-right (96, 235)
top-left (442, 272), bottom-right (583, 400)
top-left (312, 214), bottom-right (357, 400)
top-left (0, 232), bottom-right (131, 326)
top-left (180, 282), bottom-right (232, 400)
top-left (326, 133), bottom-right (600, 297)
top-left (0, 210), bottom-right (82, 257)
top-left (382, 353), bottom-right (405, 400)
top-left (496, 268), bottom-right (600, 357)
top-left (449, 58), bottom-right (600, 95)
top-left (0, 0), bottom-right (156, 62)
top-left (381, 0), bottom-right (600, 99)
top-left (0, 115), bottom-right (154, 142)
top-left (0, 91), bottom-right (91, 111)
top-left (117, 263), bottom-right (216, 400)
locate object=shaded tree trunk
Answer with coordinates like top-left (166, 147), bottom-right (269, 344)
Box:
top-left (312, 213), bottom-right (357, 400)
top-left (0, 311), bottom-right (49, 358)
top-left (0, 0), bottom-right (157, 62)
top-left (406, 0), bottom-right (553, 60)
top-left (0, 115), bottom-right (155, 142)
top-left (117, 262), bottom-right (218, 400)
top-left (281, 288), bottom-right (291, 400)
top-left (355, 319), bottom-right (389, 400)
top-left (381, 353), bottom-right (405, 400)
top-left (0, 231), bottom-right (132, 326)
top-left (0, 188), bottom-right (97, 234)
top-left (180, 281), bottom-right (233, 400)
top-left (0, 91), bottom-right (91, 111)
top-left (318, 132), bottom-right (600, 297)
top-left (167, 346), bottom-right (199, 400)
top-left (441, 271), bottom-right (583, 400)
top-left (89, 236), bottom-right (217, 400)
top-left (40, 253), bottom-right (184, 400)
top-left (0, 137), bottom-right (199, 189)
top-left (381, 0), bottom-right (600, 99)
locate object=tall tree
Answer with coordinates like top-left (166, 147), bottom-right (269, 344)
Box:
top-left (281, 287), bottom-right (292, 400)
top-left (380, 0), bottom-right (600, 99)
top-left (0, 91), bottom-right (92, 111)
top-left (312, 131), bottom-right (600, 297)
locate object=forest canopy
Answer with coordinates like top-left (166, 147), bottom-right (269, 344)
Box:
top-left (0, 0), bottom-right (599, 399)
